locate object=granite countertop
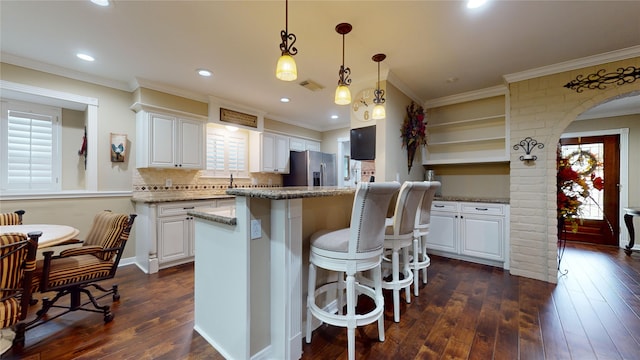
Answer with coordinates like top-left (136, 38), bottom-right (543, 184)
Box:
top-left (131, 193), bottom-right (235, 203)
top-left (225, 186), bottom-right (356, 200)
top-left (189, 206), bottom-right (237, 225)
top-left (435, 196), bottom-right (510, 204)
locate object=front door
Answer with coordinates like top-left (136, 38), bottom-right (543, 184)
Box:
top-left (558, 135), bottom-right (620, 246)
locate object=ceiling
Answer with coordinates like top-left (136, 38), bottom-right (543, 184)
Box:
top-left (1, 1), bottom-right (639, 131)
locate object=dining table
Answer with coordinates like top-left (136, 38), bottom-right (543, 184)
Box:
top-left (0, 224), bottom-right (80, 248)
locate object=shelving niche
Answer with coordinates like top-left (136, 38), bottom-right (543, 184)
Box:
top-left (423, 93), bottom-right (509, 165)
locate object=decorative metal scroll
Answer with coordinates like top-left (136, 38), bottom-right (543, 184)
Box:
top-left (564, 66), bottom-right (640, 93)
top-left (513, 137), bottom-right (544, 161)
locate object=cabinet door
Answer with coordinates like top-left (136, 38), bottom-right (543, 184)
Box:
top-left (178, 118), bottom-right (204, 169)
top-left (149, 113), bottom-right (177, 167)
top-left (261, 133), bottom-right (277, 172)
top-left (460, 214), bottom-right (504, 261)
top-left (158, 215), bottom-right (190, 263)
top-left (427, 212), bottom-right (458, 253)
top-left (274, 134), bottom-right (290, 173)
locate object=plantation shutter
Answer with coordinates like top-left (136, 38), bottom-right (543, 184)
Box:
top-left (205, 126), bottom-right (248, 178)
top-left (1, 102), bottom-right (60, 192)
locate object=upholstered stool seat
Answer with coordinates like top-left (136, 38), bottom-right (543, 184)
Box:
top-left (306, 182), bottom-right (400, 360)
top-left (381, 181), bottom-right (429, 322)
top-left (406, 181), bottom-right (441, 296)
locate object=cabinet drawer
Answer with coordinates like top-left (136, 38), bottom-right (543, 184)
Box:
top-left (432, 201), bottom-right (458, 212)
top-left (158, 201), bottom-right (215, 217)
top-left (461, 203), bottom-right (504, 215)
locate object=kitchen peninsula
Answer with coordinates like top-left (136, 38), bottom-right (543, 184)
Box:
top-left (190, 186), bottom-right (356, 360)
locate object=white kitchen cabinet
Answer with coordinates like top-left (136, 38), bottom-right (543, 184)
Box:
top-left (428, 202), bottom-right (458, 252)
top-left (136, 110), bottom-right (205, 169)
top-left (250, 132), bottom-right (290, 173)
top-left (290, 136), bottom-right (321, 152)
top-left (428, 201), bottom-right (509, 269)
top-left (135, 198), bottom-right (233, 273)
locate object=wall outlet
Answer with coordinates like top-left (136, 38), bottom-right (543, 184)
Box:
top-left (250, 219), bottom-right (262, 240)
top-left (165, 178), bottom-right (172, 187)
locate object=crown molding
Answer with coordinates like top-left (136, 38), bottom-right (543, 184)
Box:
top-left (386, 70), bottom-right (422, 104)
top-left (504, 45), bottom-right (640, 83)
top-left (424, 85), bottom-right (508, 108)
top-left (133, 78), bottom-right (209, 103)
top-left (1, 52), bottom-right (131, 92)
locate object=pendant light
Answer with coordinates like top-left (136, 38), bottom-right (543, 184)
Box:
top-left (372, 53), bottom-right (386, 120)
top-left (334, 23), bottom-right (352, 105)
top-left (276, 0), bottom-right (298, 81)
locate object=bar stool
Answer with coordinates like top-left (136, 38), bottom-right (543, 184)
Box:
top-left (382, 181), bottom-right (429, 322)
top-left (306, 182), bottom-right (400, 360)
top-left (408, 181), bottom-right (441, 296)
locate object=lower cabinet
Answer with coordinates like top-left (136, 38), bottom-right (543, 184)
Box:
top-left (428, 201), bottom-right (510, 269)
top-left (135, 198), bottom-right (232, 273)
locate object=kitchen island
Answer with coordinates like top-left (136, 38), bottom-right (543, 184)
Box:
top-left (190, 186), bottom-right (355, 360)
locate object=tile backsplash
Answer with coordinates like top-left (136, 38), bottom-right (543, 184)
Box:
top-left (133, 168), bottom-right (282, 197)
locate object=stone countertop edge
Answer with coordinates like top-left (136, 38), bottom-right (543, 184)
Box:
top-left (131, 194), bottom-right (235, 203)
top-left (435, 196), bottom-right (510, 204)
top-left (225, 186), bottom-right (356, 200)
top-left (188, 209), bottom-right (237, 226)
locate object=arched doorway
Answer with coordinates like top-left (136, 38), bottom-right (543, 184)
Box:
top-left (549, 90), bottom-right (637, 271)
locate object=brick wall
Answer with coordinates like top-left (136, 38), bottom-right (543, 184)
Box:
top-left (508, 57), bottom-right (640, 283)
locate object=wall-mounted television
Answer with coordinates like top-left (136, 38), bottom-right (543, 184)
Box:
top-left (350, 125), bottom-right (376, 160)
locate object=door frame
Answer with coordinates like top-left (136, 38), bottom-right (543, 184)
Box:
top-left (561, 128), bottom-right (629, 248)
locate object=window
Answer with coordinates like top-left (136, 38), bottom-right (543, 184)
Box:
top-left (203, 124), bottom-right (249, 178)
top-left (1, 100), bottom-right (61, 192)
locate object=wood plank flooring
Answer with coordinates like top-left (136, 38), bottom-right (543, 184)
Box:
top-left (4, 242), bottom-right (640, 360)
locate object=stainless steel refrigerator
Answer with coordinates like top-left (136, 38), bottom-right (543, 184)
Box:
top-left (283, 150), bottom-right (337, 186)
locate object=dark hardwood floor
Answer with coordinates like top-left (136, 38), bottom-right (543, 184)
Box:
top-left (4, 242), bottom-right (640, 360)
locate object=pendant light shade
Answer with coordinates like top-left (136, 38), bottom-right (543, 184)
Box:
top-left (276, 54), bottom-right (297, 81)
top-left (335, 84), bottom-right (352, 105)
top-left (372, 104), bottom-right (386, 120)
top-left (334, 23), bottom-right (352, 105)
top-left (276, 0), bottom-right (298, 81)
top-left (372, 53), bottom-right (386, 120)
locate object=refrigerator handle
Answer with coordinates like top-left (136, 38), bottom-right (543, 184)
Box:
top-left (320, 163), bottom-right (325, 186)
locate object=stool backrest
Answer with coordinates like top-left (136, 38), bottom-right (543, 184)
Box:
top-left (349, 182), bottom-right (401, 255)
top-left (388, 181), bottom-right (430, 237)
top-left (416, 181), bottom-right (441, 227)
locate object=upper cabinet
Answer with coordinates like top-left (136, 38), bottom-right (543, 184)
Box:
top-left (136, 110), bottom-right (205, 169)
top-left (423, 91), bottom-right (509, 165)
top-left (250, 132), bottom-right (290, 173)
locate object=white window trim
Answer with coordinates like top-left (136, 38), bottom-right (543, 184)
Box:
top-left (1, 100), bottom-right (62, 192)
top-left (0, 80), bottom-right (99, 195)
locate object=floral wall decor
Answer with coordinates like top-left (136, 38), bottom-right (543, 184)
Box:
top-left (401, 101), bottom-right (427, 173)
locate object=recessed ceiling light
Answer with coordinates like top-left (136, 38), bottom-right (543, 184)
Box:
top-left (90, 0), bottom-right (110, 6)
top-left (76, 53), bottom-right (95, 62)
top-left (467, 0), bottom-right (487, 9)
top-left (280, 97), bottom-right (290, 103)
top-left (197, 69), bottom-right (212, 77)
top-left (331, 115), bottom-right (339, 119)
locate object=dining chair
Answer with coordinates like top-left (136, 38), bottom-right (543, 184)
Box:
top-left (27, 210), bottom-right (136, 329)
top-left (306, 182), bottom-right (400, 360)
top-left (382, 181), bottom-right (429, 322)
top-left (0, 210), bottom-right (25, 226)
top-left (0, 231), bottom-right (41, 354)
top-left (407, 181), bottom-right (441, 296)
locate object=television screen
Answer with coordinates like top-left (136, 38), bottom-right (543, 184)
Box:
top-left (350, 125), bottom-right (376, 160)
